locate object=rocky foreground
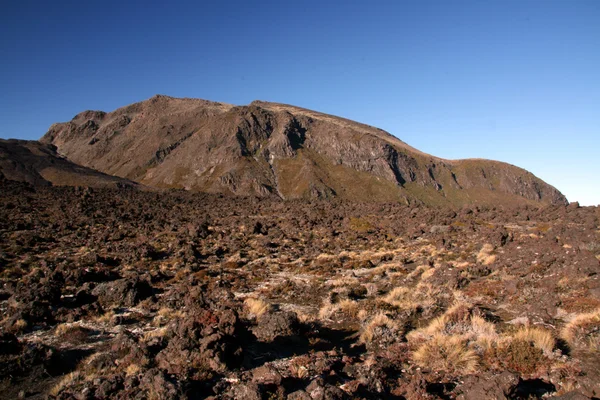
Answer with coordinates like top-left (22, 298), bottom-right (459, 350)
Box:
top-left (1, 178), bottom-right (599, 399)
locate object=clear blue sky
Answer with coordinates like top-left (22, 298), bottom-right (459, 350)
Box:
top-left (1, 0), bottom-right (598, 205)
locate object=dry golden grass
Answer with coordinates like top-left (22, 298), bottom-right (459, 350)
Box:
top-left (95, 310), bottom-right (115, 324)
top-left (561, 309), bottom-right (600, 351)
top-left (295, 310), bottom-right (316, 324)
top-left (49, 371), bottom-right (82, 396)
top-left (55, 322), bottom-right (79, 336)
top-left (357, 309), bottom-right (369, 322)
top-left (476, 243), bottom-right (496, 265)
top-left (152, 307), bottom-right (186, 326)
top-left (125, 363), bottom-right (141, 377)
top-left (13, 318), bottom-right (28, 331)
top-left (54, 322), bottom-right (90, 344)
top-left (413, 334), bottom-right (479, 375)
top-left (512, 326), bottom-right (555, 355)
top-left (381, 281), bottom-right (449, 313)
top-left (382, 287), bottom-right (412, 308)
top-left (420, 267), bottom-right (436, 280)
top-left (407, 303), bottom-right (498, 357)
top-left (359, 313), bottom-right (399, 344)
top-left (406, 264), bottom-right (430, 280)
top-left (143, 326), bottom-right (168, 341)
top-left (319, 299), bottom-right (359, 320)
top-left (328, 276), bottom-right (359, 287)
top-left (244, 297), bottom-right (271, 317)
top-left (314, 253), bottom-right (338, 263)
top-left (289, 358), bottom-right (310, 379)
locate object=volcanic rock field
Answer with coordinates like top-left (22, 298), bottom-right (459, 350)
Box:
top-left (1, 176), bottom-right (599, 399)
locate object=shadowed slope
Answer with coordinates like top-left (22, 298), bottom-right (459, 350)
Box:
top-left (0, 139), bottom-right (138, 189)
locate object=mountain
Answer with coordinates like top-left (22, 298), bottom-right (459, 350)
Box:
top-left (0, 139), bottom-right (138, 189)
top-left (41, 95), bottom-right (566, 206)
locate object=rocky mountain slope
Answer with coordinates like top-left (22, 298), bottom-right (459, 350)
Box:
top-left (41, 95), bottom-right (566, 206)
top-left (0, 139), bottom-right (138, 189)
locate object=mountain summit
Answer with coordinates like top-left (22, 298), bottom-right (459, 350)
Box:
top-left (41, 95), bottom-right (566, 206)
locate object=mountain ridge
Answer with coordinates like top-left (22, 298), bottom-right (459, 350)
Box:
top-left (40, 95), bottom-right (567, 206)
top-left (0, 139), bottom-right (139, 189)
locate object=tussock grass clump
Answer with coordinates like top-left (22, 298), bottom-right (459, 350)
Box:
top-left (244, 297), bottom-right (271, 318)
top-left (406, 264), bottom-right (431, 281)
top-left (360, 313), bottom-right (401, 345)
top-left (407, 303), bottom-right (497, 347)
top-left (413, 334), bottom-right (479, 375)
top-left (125, 363), bottom-right (141, 377)
top-left (420, 267), bottom-right (436, 280)
top-left (382, 287), bottom-right (413, 309)
top-left (561, 309), bottom-right (600, 351)
top-left (512, 326), bottom-right (555, 355)
top-left (381, 282), bottom-right (452, 314)
top-left (407, 304), bottom-right (561, 375)
top-left (95, 310), bottom-right (115, 324)
top-left (49, 371), bottom-right (83, 396)
top-left (10, 318), bottom-right (28, 333)
top-left (55, 323), bottom-right (91, 344)
top-left (143, 326), bottom-right (168, 342)
top-left (407, 303), bottom-right (500, 375)
top-left (319, 299), bottom-right (359, 320)
top-left (476, 243), bottom-right (497, 265)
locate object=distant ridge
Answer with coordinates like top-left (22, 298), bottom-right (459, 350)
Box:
top-left (0, 139), bottom-right (138, 189)
top-left (39, 95), bottom-right (566, 206)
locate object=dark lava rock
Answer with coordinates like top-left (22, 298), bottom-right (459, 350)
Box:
top-left (155, 307), bottom-right (243, 380)
top-left (287, 390), bottom-right (312, 400)
top-left (138, 368), bottom-right (185, 399)
top-left (253, 311), bottom-right (300, 342)
top-left (306, 377), bottom-right (347, 400)
top-left (0, 332), bottom-right (21, 355)
top-left (251, 365), bottom-right (283, 386)
top-left (94, 374), bottom-right (124, 398)
top-left (92, 276), bottom-right (153, 308)
top-left (225, 382), bottom-right (261, 400)
top-left (455, 371), bottom-right (519, 400)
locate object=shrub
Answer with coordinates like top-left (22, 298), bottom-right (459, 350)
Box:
top-left (492, 339), bottom-right (547, 375)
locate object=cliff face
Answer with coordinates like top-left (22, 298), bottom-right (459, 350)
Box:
top-left (0, 139), bottom-right (138, 189)
top-left (41, 95), bottom-right (567, 206)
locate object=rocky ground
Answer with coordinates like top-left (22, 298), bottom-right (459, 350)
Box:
top-left (1, 177), bottom-right (599, 399)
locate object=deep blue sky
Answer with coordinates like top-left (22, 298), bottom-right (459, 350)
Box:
top-left (1, 0), bottom-right (598, 205)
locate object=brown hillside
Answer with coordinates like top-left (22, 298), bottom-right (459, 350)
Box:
top-left (0, 139), bottom-right (138, 189)
top-left (41, 95), bottom-right (566, 206)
